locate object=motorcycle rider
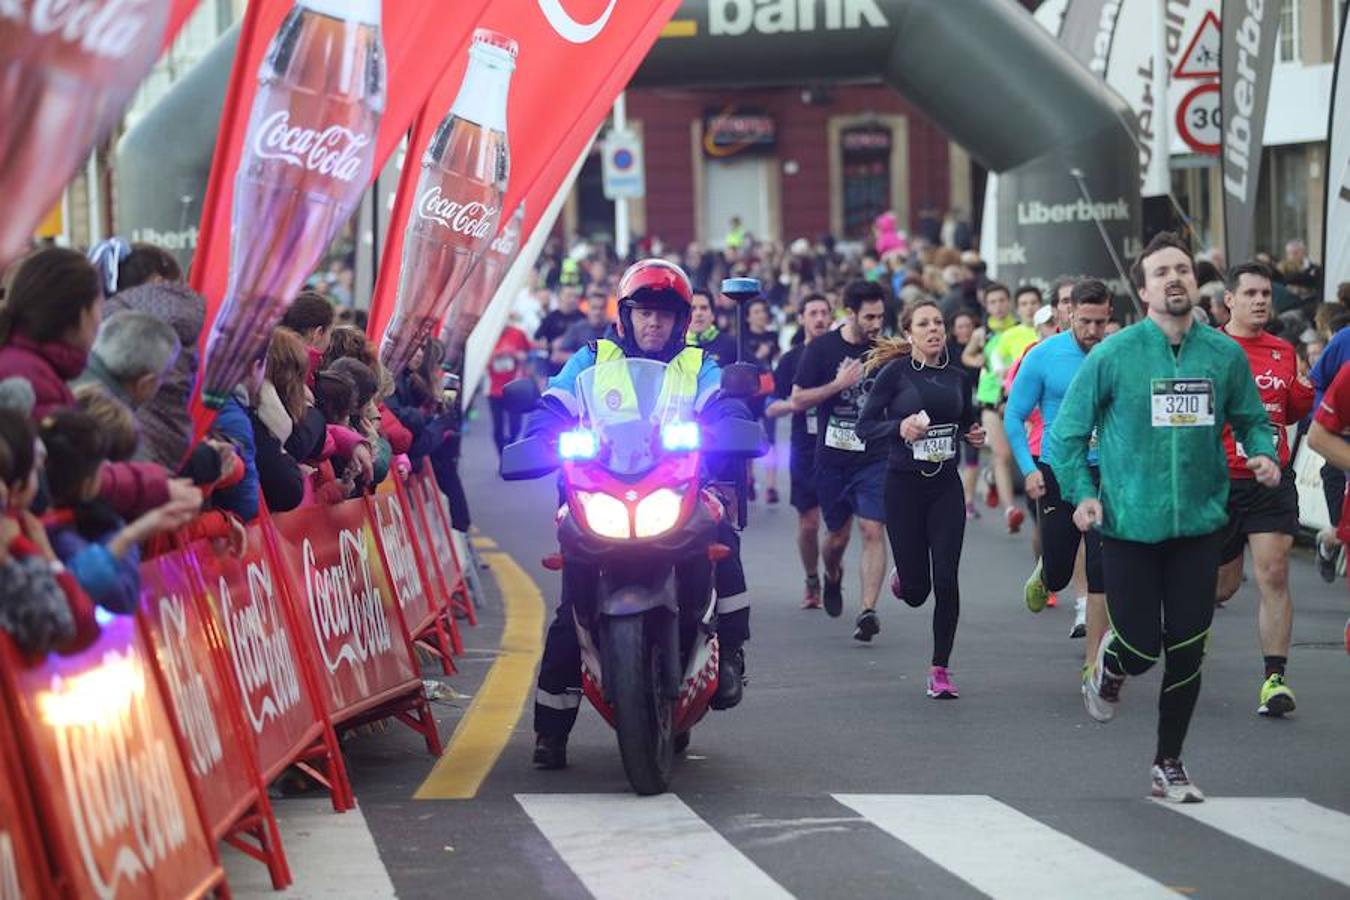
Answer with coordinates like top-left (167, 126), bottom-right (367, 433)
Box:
top-left (528, 259), bottom-right (754, 770)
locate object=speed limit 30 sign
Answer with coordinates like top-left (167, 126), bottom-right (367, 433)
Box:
top-left (1176, 82), bottom-right (1221, 156)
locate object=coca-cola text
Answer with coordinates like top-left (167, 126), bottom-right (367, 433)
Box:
top-left (252, 110), bottom-right (372, 183)
top-left (221, 564), bottom-right (302, 735)
top-left (303, 530), bottom-right (393, 674)
top-left (40, 651), bottom-right (190, 898)
top-left (155, 594), bottom-right (223, 779)
top-left (1, 0), bottom-right (154, 59)
top-left (416, 185), bottom-right (499, 238)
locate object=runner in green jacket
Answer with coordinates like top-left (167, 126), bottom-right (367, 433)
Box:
top-left (1047, 232), bottom-right (1280, 804)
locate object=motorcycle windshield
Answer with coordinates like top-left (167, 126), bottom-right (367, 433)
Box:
top-left (575, 358), bottom-right (695, 475)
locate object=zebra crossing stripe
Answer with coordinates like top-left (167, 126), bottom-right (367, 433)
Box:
top-left (834, 794), bottom-right (1175, 899)
top-left (516, 793), bottom-right (792, 899)
top-left (1156, 798), bottom-right (1350, 888)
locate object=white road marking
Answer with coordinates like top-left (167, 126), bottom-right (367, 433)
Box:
top-left (516, 793), bottom-right (792, 899)
top-left (222, 797), bottom-right (396, 899)
top-left (834, 794), bottom-right (1175, 899)
top-left (1157, 797), bottom-right (1350, 888)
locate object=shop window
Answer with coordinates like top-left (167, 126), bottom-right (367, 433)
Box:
top-left (1277, 0), bottom-right (1299, 63)
top-left (841, 125), bottom-right (893, 241)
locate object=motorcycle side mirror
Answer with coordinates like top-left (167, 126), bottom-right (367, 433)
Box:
top-left (502, 377), bottom-right (541, 415)
top-left (719, 362), bottom-right (761, 399)
top-left (499, 434), bottom-right (559, 481)
top-left (704, 416), bottom-right (769, 458)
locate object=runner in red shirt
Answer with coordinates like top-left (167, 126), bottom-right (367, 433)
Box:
top-left (487, 314), bottom-right (532, 457)
top-left (1215, 262), bottom-right (1314, 717)
top-left (1305, 361), bottom-right (1350, 655)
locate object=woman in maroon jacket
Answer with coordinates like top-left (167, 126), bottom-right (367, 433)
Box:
top-left (0, 248), bottom-right (199, 518)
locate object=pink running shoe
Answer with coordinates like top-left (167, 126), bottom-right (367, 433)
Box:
top-left (927, 666), bottom-right (959, 699)
top-left (889, 567), bottom-right (902, 600)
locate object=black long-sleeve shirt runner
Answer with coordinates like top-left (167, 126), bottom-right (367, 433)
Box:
top-left (858, 357), bottom-right (975, 476)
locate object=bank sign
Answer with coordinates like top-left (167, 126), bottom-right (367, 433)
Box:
top-left (707, 0), bottom-right (888, 34)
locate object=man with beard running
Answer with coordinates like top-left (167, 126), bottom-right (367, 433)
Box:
top-left (767, 294), bottom-right (834, 608)
top-left (1213, 261), bottom-right (1313, 717)
top-left (1005, 280), bottom-right (1112, 659)
top-left (1051, 233), bottom-right (1278, 802)
top-left (792, 280), bottom-right (889, 640)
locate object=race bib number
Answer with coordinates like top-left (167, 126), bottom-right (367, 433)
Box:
top-left (911, 423), bottom-right (957, 463)
top-left (1151, 378), bottom-right (1214, 427)
top-left (825, 416), bottom-right (865, 452)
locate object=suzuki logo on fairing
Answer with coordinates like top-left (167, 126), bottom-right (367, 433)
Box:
top-left (537, 0), bottom-right (615, 43)
top-left (710, 0), bottom-right (887, 35)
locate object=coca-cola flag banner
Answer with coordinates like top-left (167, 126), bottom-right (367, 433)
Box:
top-left (0, 0), bottom-right (196, 269)
top-left (1221, 0), bottom-right (1280, 265)
top-left (190, 0), bottom-right (490, 423)
top-left (442, 202), bottom-right (525, 368)
top-left (1323, 10), bottom-right (1350, 292)
top-left (369, 0), bottom-right (684, 361)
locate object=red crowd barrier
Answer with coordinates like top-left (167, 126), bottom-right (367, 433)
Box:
top-left (0, 616), bottom-right (226, 898)
top-left (139, 550), bottom-right (291, 889)
top-left (0, 694), bottom-right (51, 898)
top-left (0, 461), bottom-right (473, 895)
top-left (370, 478), bottom-right (456, 675)
top-left (407, 466), bottom-right (476, 640)
top-left (266, 498), bottom-right (443, 755)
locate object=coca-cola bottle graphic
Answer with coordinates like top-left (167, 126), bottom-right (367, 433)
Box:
top-left (200, 0), bottom-right (385, 408)
top-left (442, 202), bottom-right (525, 369)
top-left (380, 29), bottom-right (514, 377)
top-left (0, 0), bottom-right (170, 268)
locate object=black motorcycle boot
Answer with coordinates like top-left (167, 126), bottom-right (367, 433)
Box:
top-left (711, 645), bottom-right (745, 710)
top-left (532, 733), bottom-right (568, 769)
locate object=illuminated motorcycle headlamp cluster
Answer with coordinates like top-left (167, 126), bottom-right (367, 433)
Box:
top-left (575, 487), bottom-right (686, 540)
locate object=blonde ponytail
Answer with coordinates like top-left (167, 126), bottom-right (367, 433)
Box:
top-left (864, 336), bottom-right (911, 374)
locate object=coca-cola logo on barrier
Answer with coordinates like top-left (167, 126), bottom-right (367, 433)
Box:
top-left (537, 0), bottom-right (616, 43)
top-left (0, 0), bottom-right (155, 59)
top-left (37, 650), bottom-right (190, 899)
top-left (253, 110), bottom-right (372, 182)
top-left (303, 530), bottom-right (393, 674)
top-left (155, 594), bottom-right (222, 779)
top-left (220, 563), bottom-right (302, 735)
top-left (375, 498), bottom-right (423, 611)
top-left (415, 185), bottom-right (498, 238)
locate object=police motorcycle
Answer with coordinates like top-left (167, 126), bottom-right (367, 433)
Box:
top-left (500, 357), bottom-right (764, 795)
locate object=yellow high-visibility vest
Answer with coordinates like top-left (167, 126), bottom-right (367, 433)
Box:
top-left (593, 338), bottom-right (703, 423)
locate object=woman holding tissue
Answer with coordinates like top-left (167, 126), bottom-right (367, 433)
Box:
top-left (858, 300), bottom-right (985, 699)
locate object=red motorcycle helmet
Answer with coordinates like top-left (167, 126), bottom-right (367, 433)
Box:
top-left (616, 258), bottom-right (694, 359)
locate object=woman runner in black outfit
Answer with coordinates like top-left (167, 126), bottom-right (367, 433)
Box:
top-left (858, 301), bottom-right (985, 699)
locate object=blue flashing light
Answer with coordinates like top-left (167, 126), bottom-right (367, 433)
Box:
top-left (559, 429), bottom-right (598, 460)
top-left (661, 421), bottom-right (701, 452)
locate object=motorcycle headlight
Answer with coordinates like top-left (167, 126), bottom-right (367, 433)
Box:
top-left (577, 491), bottom-right (630, 539)
top-left (634, 488), bottom-right (683, 538)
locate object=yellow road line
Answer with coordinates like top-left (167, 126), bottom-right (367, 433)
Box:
top-left (414, 549), bottom-right (544, 799)
top-left (660, 18), bottom-right (698, 37)
top-left (471, 536), bottom-right (499, 550)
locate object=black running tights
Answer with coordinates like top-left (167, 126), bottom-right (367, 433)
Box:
top-left (884, 469), bottom-right (966, 667)
top-left (1100, 531), bottom-right (1222, 763)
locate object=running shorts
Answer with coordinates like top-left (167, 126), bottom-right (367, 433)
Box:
top-left (1220, 469), bottom-right (1299, 563)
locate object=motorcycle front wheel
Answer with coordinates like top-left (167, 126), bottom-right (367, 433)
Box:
top-left (607, 613), bottom-right (674, 795)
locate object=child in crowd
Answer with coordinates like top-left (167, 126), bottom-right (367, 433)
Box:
top-left (0, 408), bottom-right (99, 656)
top-left (39, 410), bottom-right (196, 613)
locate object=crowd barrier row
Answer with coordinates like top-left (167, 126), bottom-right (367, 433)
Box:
top-left (0, 461), bottom-right (476, 899)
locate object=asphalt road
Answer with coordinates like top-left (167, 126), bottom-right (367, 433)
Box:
top-left (248, 412), bottom-right (1350, 899)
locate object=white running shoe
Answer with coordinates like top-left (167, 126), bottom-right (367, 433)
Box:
top-left (1150, 759), bottom-right (1205, 803)
top-left (1083, 628), bottom-right (1123, 723)
top-left (1069, 596), bottom-right (1087, 639)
